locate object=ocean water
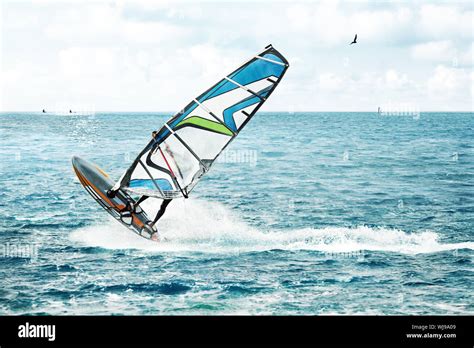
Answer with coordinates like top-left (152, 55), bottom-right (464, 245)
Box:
top-left (0, 111), bottom-right (473, 315)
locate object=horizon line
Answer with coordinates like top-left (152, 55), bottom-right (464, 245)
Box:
top-left (1, 110), bottom-right (473, 113)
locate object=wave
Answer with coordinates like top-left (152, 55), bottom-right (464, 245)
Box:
top-left (69, 199), bottom-right (474, 255)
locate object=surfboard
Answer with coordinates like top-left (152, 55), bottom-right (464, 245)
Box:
top-left (72, 156), bottom-right (158, 241)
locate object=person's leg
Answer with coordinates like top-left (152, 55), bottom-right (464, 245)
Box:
top-left (125, 195), bottom-right (148, 212)
top-left (135, 195), bottom-right (149, 206)
top-left (151, 199), bottom-right (172, 225)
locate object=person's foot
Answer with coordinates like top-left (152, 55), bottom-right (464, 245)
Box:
top-left (142, 221), bottom-right (158, 240)
top-left (124, 201), bottom-right (143, 214)
top-left (122, 201), bottom-right (137, 213)
top-left (127, 201), bottom-right (134, 212)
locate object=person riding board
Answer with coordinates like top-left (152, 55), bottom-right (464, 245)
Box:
top-left (112, 130), bottom-right (172, 240)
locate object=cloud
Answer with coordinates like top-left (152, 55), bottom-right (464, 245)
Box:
top-left (411, 41), bottom-right (455, 62)
top-left (43, 3), bottom-right (188, 45)
top-left (412, 40), bottom-right (474, 67)
top-left (43, 5), bottom-right (121, 42)
top-left (318, 72), bottom-right (343, 91)
top-left (59, 47), bottom-right (121, 77)
top-left (385, 69), bottom-right (411, 89)
top-left (427, 65), bottom-right (471, 93)
top-left (121, 20), bottom-right (187, 44)
top-left (458, 42), bottom-right (474, 67)
top-left (34, 42), bottom-right (251, 112)
top-left (418, 4), bottom-right (474, 40)
top-left (284, 2), bottom-right (472, 47)
top-left (317, 68), bottom-right (413, 93)
top-left (1, 1), bottom-right (473, 111)
top-left (422, 65), bottom-right (473, 110)
top-left (286, 3), bottom-right (414, 46)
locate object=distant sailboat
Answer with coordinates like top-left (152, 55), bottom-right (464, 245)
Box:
top-left (377, 107), bottom-right (382, 114)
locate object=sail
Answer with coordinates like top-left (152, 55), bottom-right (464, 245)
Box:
top-left (115, 45), bottom-right (289, 199)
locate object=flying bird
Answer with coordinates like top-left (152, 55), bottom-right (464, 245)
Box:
top-left (350, 34), bottom-right (357, 45)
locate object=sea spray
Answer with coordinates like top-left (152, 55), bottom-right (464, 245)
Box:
top-left (70, 199), bottom-right (474, 255)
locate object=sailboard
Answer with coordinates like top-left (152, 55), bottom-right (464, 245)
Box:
top-left (72, 156), bottom-right (155, 239)
top-left (72, 44), bottom-right (289, 241)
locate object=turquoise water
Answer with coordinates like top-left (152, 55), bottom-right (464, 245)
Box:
top-left (0, 112), bottom-right (473, 315)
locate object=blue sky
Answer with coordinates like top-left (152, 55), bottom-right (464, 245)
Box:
top-left (1, 0), bottom-right (473, 112)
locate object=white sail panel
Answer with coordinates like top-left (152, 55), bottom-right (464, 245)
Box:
top-left (174, 127), bottom-right (230, 161)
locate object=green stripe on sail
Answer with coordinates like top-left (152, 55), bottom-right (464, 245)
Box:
top-left (176, 116), bottom-right (233, 136)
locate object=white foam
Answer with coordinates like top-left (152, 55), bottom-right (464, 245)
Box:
top-left (69, 199), bottom-right (474, 255)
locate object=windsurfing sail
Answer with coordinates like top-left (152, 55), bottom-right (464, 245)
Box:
top-left (113, 44), bottom-right (289, 199)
